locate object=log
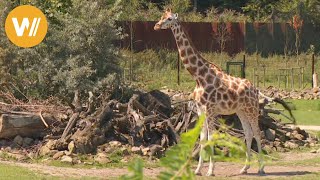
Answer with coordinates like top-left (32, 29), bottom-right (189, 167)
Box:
top-left (0, 114), bottom-right (47, 138)
top-left (60, 112), bottom-right (79, 141)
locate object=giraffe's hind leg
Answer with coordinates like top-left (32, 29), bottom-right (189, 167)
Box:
top-left (238, 114), bottom-right (253, 174)
top-left (252, 120), bottom-right (265, 175)
top-left (194, 119), bottom-right (208, 175)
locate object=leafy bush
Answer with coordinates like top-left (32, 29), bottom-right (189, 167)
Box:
top-left (0, 0), bottom-right (122, 102)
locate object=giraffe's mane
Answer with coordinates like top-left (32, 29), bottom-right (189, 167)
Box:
top-left (177, 21), bottom-right (222, 72)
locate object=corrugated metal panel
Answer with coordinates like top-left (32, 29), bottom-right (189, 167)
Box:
top-left (117, 21), bottom-right (320, 55)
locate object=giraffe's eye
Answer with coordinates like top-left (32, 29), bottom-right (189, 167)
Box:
top-left (168, 17), bottom-right (172, 21)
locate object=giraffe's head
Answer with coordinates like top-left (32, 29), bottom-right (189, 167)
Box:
top-left (154, 8), bottom-right (178, 31)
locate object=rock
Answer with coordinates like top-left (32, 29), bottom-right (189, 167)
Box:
top-left (94, 152), bottom-right (110, 164)
top-left (46, 140), bottom-right (57, 149)
top-left (293, 134), bottom-right (304, 141)
top-left (109, 141), bottom-right (121, 147)
top-left (310, 149), bottom-right (317, 153)
top-left (263, 145), bottom-right (273, 153)
top-left (284, 141), bottom-right (299, 149)
top-left (39, 146), bottom-right (51, 156)
top-left (131, 146), bottom-right (142, 154)
top-left (120, 158), bottom-right (128, 163)
top-left (39, 140), bottom-right (57, 156)
top-left (276, 146), bottom-right (286, 152)
top-left (149, 144), bottom-right (164, 157)
top-left (7, 152), bottom-right (26, 161)
top-left (120, 147), bottom-right (129, 156)
top-left (0, 140), bottom-right (7, 146)
top-left (23, 137), bottom-right (34, 147)
top-left (68, 141), bottom-right (75, 153)
top-left (142, 147), bottom-right (150, 156)
top-left (27, 152), bottom-right (36, 159)
top-left (13, 135), bottom-right (23, 146)
top-left (273, 141), bottom-right (282, 147)
top-left (61, 155), bottom-right (73, 163)
top-left (53, 151), bottom-right (65, 160)
top-left (265, 129), bottom-right (276, 141)
top-left (285, 132), bottom-right (291, 137)
top-left (64, 150), bottom-right (72, 156)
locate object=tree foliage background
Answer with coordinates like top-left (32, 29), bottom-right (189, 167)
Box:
top-left (0, 0), bottom-right (319, 102)
top-left (0, 0), bottom-right (122, 103)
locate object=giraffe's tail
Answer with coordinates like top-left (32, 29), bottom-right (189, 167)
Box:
top-left (259, 92), bottom-right (296, 125)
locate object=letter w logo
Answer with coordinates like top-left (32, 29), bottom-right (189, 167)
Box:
top-left (12, 18), bottom-right (41, 37)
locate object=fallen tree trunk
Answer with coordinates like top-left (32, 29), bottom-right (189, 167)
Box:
top-left (0, 114), bottom-right (48, 138)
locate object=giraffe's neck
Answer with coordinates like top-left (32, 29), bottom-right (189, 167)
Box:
top-left (170, 22), bottom-right (205, 77)
top-left (170, 22), bottom-right (220, 80)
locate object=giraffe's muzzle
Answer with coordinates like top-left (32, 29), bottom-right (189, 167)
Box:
top-left (154, 23), bottom-right (161, 31)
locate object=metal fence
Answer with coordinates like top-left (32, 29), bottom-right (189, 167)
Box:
top-left (118, 21), bottom-right (320, 56)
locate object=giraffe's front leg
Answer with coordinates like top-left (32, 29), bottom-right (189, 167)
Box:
top-left (194, 121), bottom-right (207, 176)
top-left (205, 116), bottom-right (215, 176)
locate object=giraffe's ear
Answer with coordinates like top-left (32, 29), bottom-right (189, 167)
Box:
top-left (174, 13), bottom-right (178, 19)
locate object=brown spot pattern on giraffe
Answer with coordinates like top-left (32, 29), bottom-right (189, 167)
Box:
top-left (177, 38), bottom-right (183, 46)
top-left (186, 48), bottom-right (193, 56)
top-left (223, 94), bottom-right (228, 101)
top-left (187, 67), bottom-right (196, 74)
top-left (198, 77), bottom-right (206, 86)
top-left (205, 74), bottom-right (214, 83)
top-left (200, 97), bottom-right (206, 105)
top-left (190, 56), bottom-right (197, 65)
top-left (181, 49), bottom-right (186, 57)
top-left (206, 86), bottom-right (214, 93)
top-left (228, 89), bottom-right (237, 101)
top-left (197, 61), bottom-right (204, 67)
top-left (232, 82), bottom-right (238, 90)
top-left (217, 92), bottom-right (222, 100)
top-left (221, 101), bottom-right (226, 109)
top-left (184, 40), bottom-right (189, 46)
top-left (198, 67), bottom-right (208, 77)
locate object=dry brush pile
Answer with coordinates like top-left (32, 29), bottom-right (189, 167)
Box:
top-left (0, 89), bottom-right (318, 164)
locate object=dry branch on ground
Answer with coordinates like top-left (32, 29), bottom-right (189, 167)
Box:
top-left (0, 89), bottom-right (318, 162)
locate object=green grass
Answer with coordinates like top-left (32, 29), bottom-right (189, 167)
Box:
top-left (0, 163), bottom-right (61, 180)
top-left (121, 49), bottom-right (319, 91)
top-left (268, 156), bottom-right (320, 167)
top-left (270, 99), bottom-right (320, 125)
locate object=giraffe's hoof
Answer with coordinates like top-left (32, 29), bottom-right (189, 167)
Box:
top-left (205, 172), bottom-right (215, 176)
top-left (194, 170), bottom-right (202, 176)
top-left (239, 169), bottom-right (248, 174)
top-left (258, 170), bottom-right (266, 176)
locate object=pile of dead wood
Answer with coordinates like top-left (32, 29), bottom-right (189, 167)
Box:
top-left (260, 86), bottom-right (320, 100)
top-left (0, 89), bottom-right (318, 162)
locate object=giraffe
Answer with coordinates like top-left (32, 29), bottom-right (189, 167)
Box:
top-left (154, 8), bottom-right (265, 176)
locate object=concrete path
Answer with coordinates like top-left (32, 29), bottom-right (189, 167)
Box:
top-left (288, 125), bottom-right (320, 131)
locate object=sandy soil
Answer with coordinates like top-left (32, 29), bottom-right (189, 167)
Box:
top-left (1, 151), bottom-right (320, 179)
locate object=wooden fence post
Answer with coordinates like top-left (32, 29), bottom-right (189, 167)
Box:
top-left (263, 66), bottom-right (266, 87)
top-left (291, 68), bottom-right (294, 89)
top-left (312, 53), bottom-right (315, 88)
top-left (243, 54), bottom-right (246, 78)
top-left (177, 52), bottom-right (180, 85)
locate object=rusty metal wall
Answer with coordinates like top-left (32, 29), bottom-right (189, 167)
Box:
top-left (118, 21), bottom-right (245, 55)
top-left (117, 21), bottom-right (319, 55)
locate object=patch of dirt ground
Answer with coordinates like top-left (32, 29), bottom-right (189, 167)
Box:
top-left (1, 151), bottom-right (320, 179)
